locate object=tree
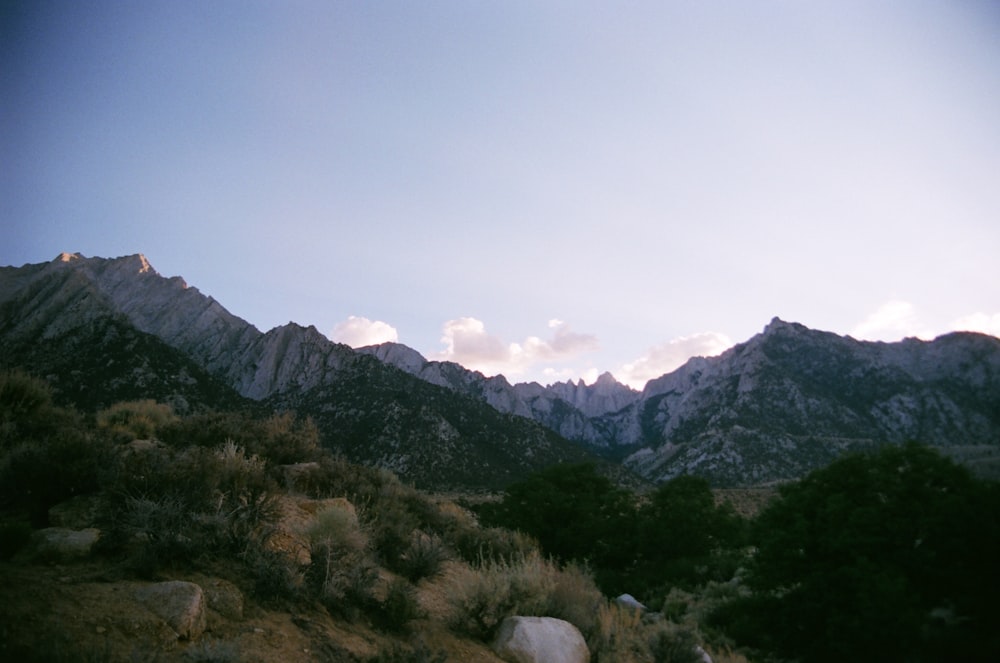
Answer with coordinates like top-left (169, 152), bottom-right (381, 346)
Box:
top-left (634, 475), bottom-right (743, 587)
top-left (477, 463), bottom-right (636, 579)
top-left (713, 443), bottom-right (1000, 662)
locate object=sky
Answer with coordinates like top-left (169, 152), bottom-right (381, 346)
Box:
top-left (2, 1), bottom-right (999, 390)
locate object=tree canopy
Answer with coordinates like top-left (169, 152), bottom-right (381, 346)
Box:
top-left (712, 442), bottom-right (1000, 662)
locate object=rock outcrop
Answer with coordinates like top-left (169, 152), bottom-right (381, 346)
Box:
top-left (28, 527), bottom-right (100, 561)
top-left (492, 616), bottom-right (590, 663)
top-left (134, 580), bottom-right (207, 640)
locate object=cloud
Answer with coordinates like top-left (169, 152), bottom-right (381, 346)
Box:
top-left (618, 332), bottom-right (734, 390)
top-left (433, 317), bottom-right (598, 378)
top-left (852, 301), bottom-right (1000, 342)
top-left (948, 312), bottom-right (1000, 338)
top-left (851, 300), bottom-right (934, 341)
top-left (330, 316), bottom-right (399, 347)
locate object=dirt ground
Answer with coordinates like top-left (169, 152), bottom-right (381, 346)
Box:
top-left (0, 556), bottom-right (505, 662)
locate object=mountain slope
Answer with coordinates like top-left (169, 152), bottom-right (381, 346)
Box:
top-left (610, 319), bottom-right (1000, 484)
top-left (359, 343), bottom-right (641, 447)
top-left (0, 253), bottom-right (598, 490)
top-left (3, 253), bottom-right (997, 488)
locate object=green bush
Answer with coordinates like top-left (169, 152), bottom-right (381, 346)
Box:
top-left (97, 441), bottom-right (280, 574)
top-left (0, 369), bottom-right (54, 448)
top-left (96, 399), bottom-right (177, 441)
top-left (0, 426), bottom-right (112, 526)
top-left (242, 543), bottom-right (301, 601)
top-left (397, 532), bottom-right (450, 583)
top-left (376, 577), bottom-right (424, 633)
top-left (304, 502), bottom-right (379, 619)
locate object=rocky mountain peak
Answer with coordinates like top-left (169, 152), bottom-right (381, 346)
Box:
top-left (594, 371), bottom-right (621, 387)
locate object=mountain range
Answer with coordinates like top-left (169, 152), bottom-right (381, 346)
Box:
top-left (2, 252), bottom-right (998, 488)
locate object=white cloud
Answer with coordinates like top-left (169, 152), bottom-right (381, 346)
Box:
top-left (852, 301), bottom-right (1000, 342)
top-left (330, 316), bottom-right (399, 347)
top-left (618, 332), bottom-right (734, 390)
top-left (851, 300), bottom-right (934, 341)
top-left (948, 312), bottom-right (1000, 338)
top-left (433, 317), bottom-right (598, 378)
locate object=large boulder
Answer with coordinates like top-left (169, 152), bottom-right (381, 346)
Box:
top-left (492, 616), bottom-right (590, 663)
top-left (29, 527), bottom-right (100, 561)
top-left (134, 580), bottom-right (206, 639)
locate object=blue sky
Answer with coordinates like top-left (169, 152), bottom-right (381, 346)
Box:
top-left (3, 1), bottom-right (999, 389)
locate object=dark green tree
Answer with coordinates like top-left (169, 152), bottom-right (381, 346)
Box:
top-left (712, 442), bottom-right (1000, 662)
top-left (477, 463), bottom-right (636, 582)
top-left (634, 475), bottom-right (743, 587)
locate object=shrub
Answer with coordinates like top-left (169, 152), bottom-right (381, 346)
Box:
top-left (0, 519), bottom-right (32, 559)
top-left (447, 524), bottom-right (538, 566)
top-left (543, 561), bottom-right (604, 640)
top-left (0, 426), bottom-right (112, 526)
top-left (97, 399), bottom-right (177, 441)
top-left (589, 601), bottom-right (646, 662)
top-left (304, 503), bottom-right (378, 619)
top-left (242, 543), bottom-right (301, 601)
top-left (366, 642), bottom-right (447, 663)
top-left (305, 501), bottom-right (368, 556)
top-left (255, 412), bottom-right (321, 465)
top-left (376, 577), bottom-right (424, 633)
top-left (647, 624), bottom-right (703, 663)
top-left (712, 443), bottom-right (1000, 662)
top-left (213, 441), bottom-right (279, 550)
top-left (0, 369), bottom-right (53, 448)
top-left (397, 532), bottom-right (450, 583)
top-left (447, 550), bottom-right (602, 641)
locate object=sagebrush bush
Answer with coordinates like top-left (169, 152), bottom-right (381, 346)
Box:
top-left (97, 399), bottom-right (178, 441)
top-left (213, 441), bottom-right (279, 550)
top-left (98, 441), bottom-right (281, 574)
top-left (589, 601), bottom-right (646, 663)
top-left (0, 369), bottom-right (54, 449)
top-left (242, 542), bottom-right (301, 601)
top-left (446, 551), bottom-right (602, 641)
top-left (397, 532), bottom-right (450, 583)
top-left (647, 624), bottom-right (704, 663)
top-left (376, 577), bottom-right (424, 633)
top-left (0, 426), bottom-right (112, 526)
top-left (446, 523), bottom-right (538, 566)
top-left (305, 501), bottom-right (368, 554)
top-left (304, 503), bottom-right (379, 618)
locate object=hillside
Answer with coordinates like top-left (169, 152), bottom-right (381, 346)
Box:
top-left (0, 253), bottom-right (598, 491)
top-left (2, 252), bottom-right (999, 488)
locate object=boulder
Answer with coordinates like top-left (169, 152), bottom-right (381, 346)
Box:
top-left (201, 577), bottom-right (244, 621)
top-left (134, 581), bottom-right (206, 639)
top-left (30, 527), bottom-right (100, 561)
top-left (492, 616), bottom-right (590, 663)
top-left (614, 593), bottom-right (647, 612)
top-left (48, 495), bottom-right (101, 529)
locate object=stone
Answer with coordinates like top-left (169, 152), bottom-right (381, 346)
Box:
top-left (134, 581), bottom-right (206, 639)
top-left (201, 577), bottom-right (244, 621)
top-left (30, 527), bottom-right (100, 560)
top-left (48, 495), bottom-right (101, 529)
top-left (492, 616), bottom-right (590, 663)
top-left (614, 593), bottom-right (647, 612)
